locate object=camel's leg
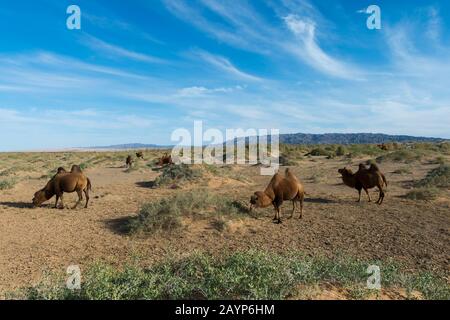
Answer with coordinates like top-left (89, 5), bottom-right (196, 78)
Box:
top-left (84, 188), bottom-right (90, 208)
top-left (276, 207), bottom-right (282, 224)
top-left (54, 195), bottom-right (60, 209)
top-left (274, 196), bottom-right (283, 224)
top-left (357, 189), bottom-right (362, 202)
top-left (364, 188), bottom-right (371, 202)
top-left (377, 187), bottom-right (385, 205)
top-left (72, 190), bottom-right (83, 209)
top-left (272, 205), bottom-right (277, 221)
top-left (288, 200), bottom-right (295, 219)
top-left (298, 195), bottom-right (304, 219)
top-left (58, 193), bottom-right (65, 209)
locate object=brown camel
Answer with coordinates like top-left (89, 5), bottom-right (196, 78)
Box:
top-left (338, 163), bottom-right (387, 204)
top-left (250, 168), bottom-right (305, 223)
top-left (32, 172), bottom-right (92, 209)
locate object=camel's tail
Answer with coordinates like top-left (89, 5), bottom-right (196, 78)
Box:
top-left (381, 173), bottom-right (388, 188)
top-left (87, 178), bottom-right (93, 192)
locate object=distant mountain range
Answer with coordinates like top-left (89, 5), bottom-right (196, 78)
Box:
top-left (87, 143), bottom-right (172, 150)
top-left (87, 133), bottom-right (446, 150)
top-left (278, 133), bottom-right (445, 145)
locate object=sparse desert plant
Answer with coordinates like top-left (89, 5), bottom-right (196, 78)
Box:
top-left (404, 188), bottom-right (440, 201)
top-left (127, 191), bottom-right (248, 234)
top-left (376, 150), bottom-right (425, 164)
top-left (279, 154), bottom-right (298, 166)
top-left (414, 164), bottom-right (450, 188)
top-left (309, 171), bottom-right (326, 183)
top-left (16, 250), bottom-right (450, 300)
top-left (210, 216), bottom-right (229, 232)
top-left (0, 178), bottom-right (17, 190)
top-left (308, 147), bottom-right (331, 157)
top-left (78, 162), bottom-right (89, 171)
top-left (153, 164), bottom-right (203, 187)
top-left (335, 145), bottom-right (346, 156)
top-left (393, 167), bottom-right (412, 175)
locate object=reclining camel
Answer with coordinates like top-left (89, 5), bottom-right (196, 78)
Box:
top-left (338, 163), bottom-right (387, 204)
top-left (32, 171), bottom-right (92, 209)
top-left (158, 152), bottom-right (173, 166)
top-left (250, 168), bottom-right (305, 224)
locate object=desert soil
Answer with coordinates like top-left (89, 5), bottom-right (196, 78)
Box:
top-left (0, 154), bottom-right (449, 297)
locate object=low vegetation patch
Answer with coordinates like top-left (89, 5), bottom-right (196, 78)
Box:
top-left (16, 250), bottom-right (450, 300)
top-left (376, 150), bottom-right (425, 164)
top-left (393, 167), bottom-right (412, 175)
top-left (404, 164), bottom-right (450, 201)
top-left (153, 164), bottom-right (202, 187)
top-left (414, 164), bottom-right (450, 188)
top-left (405, 188), bottom-right (440, 201)
top-left (0, 178), bottom-right (17, 190)
top-left (127, 191), bottom-right (248, 234)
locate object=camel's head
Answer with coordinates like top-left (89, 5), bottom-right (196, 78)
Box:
top-left (249, 191), bottom-right (272, 211)
top-left (32, 190), bottom-right (47, 207)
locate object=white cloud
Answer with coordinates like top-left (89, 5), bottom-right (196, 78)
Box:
top-left (81, 34), bottom-right (167, 64)
top-left (283, 14), bottom-right (363, 80)
top-left (177, 85), bottom-right (242, 97)
top-left (194, 50), bottom-right (263, 81)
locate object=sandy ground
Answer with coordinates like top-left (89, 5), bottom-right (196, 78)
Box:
top-left (0, 154), bottom-right (449, 297)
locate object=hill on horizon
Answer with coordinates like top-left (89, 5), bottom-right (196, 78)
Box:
top-left (87, 133), bottom-right (446, 150)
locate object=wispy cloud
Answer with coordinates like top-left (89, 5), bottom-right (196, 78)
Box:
top-left (177, 85), bottom-right (243, 97)
top-left (283, 14), bottom-right (363, 80)
top-left (193, 50), bottom-right (263, 81)
top-left (80, 34), bottom-right (167, 64)
top-left (164, 0), bottom-right (364, 79)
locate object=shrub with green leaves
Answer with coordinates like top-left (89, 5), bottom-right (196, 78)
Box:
top-left (153, 164), bottom-right (202, 187)
top-left (405, 188), bottom-right (440, 201)
top-left (16, 251), bottom-right (450, 300)
top-left (0, 178), bottom-right (17, 190)
top-left (335, 145), bottom-right (346, 156)
top-left (127, 191), bottom-right (248, 234)
top-left (376, 150), bottom-right (425, 163)
top-left (414, 164), bottom-right (450, 188)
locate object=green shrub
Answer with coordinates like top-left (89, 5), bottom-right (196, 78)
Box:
top-left (128, 191), bottom-right (248, 234)
top-left (376, 150), bottom-right (425, 163)
top-left (404, 188), bottom-right (440, 201)
top-left (0, 178), bottom-right (17, 190)
top-left (414, 164), bottom-right (450, 188)
top-left (153, 164), bottom-right (202, 187)
top-left (393, 168), bottom-right (412, 175)
top-left (335, 146), bottom-right (346, 156)
top-left (17, 251), bottom-right (450, 300)
top-left (308, 148), bottom-right (331, 157)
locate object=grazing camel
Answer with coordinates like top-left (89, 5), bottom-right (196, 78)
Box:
top-left (250, 168), bottom-right (305, 224)
top-left (136, 151), bottom-right (144, 160)
top-left (158, 152), bottom-right (173, 166)
top-left (33, 172), bottom-right (92, 209)
top-left (338, 163), bottom-right (387, 204)
top-left (126, 155), bottom-right (133, 168)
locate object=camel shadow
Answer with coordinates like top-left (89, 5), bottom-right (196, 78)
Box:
top-left (136, 181), bottom-right (156, 188)
top-left (104, 216), bottom-right (135, 235)
top-left (0, 201), bottom-right (34, 209)
top-left (305, 197), bottom-right (336, 204)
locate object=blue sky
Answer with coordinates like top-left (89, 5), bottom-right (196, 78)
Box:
top-left (0, 0), bottom-right (449, 151)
